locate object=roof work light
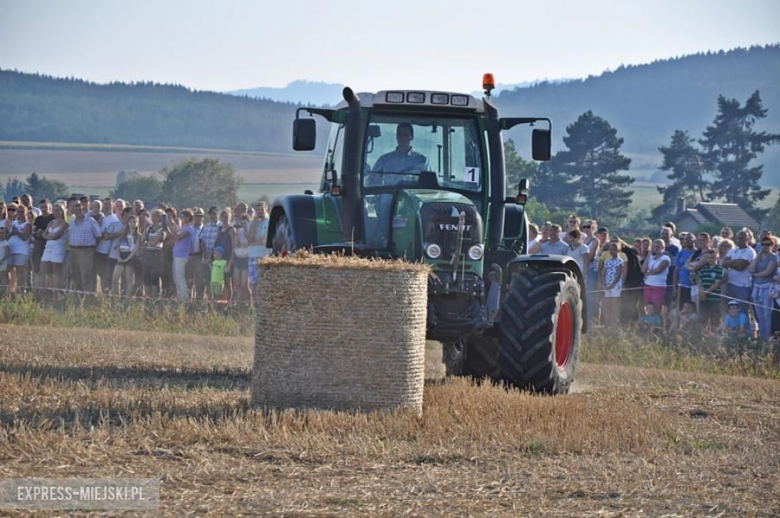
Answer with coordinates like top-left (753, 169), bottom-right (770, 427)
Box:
top-left (482, 73), bottom-right (495, 96)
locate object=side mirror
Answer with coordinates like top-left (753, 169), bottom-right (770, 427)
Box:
top-left (518, 178), bottom-right (530, 195)
top-left (516, 178), bottom-right (530, 205)
top-left (293, 119), bottom-right (317, 151)
top-left (368, 124), bottom-right (382, 138)
top-left (532, 129), bottom-right (551, 161)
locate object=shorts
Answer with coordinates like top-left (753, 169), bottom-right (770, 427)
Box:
top-left (605, 288), bottom-right (622, 298)
top-left (643, 285), bottom-right (666, 307)
top-left (699, 300), bottom-right (721, 325)
top-left (678, 286), bottom-right (691, 307)
top-left (10, 253), bottom-right (29, 267)
top-left (211, 282), bottom-right (224, 296)
top-left (233, 257), bottom-right (249, 271)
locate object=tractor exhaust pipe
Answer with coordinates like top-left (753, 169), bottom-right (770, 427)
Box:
top-left (341, 87), bottom-right (362, 243)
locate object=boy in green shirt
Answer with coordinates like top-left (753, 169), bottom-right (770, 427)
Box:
top-left (695, 250), bottom-right (726, 331)
top-left (211, 246), bottom-right (228, 302)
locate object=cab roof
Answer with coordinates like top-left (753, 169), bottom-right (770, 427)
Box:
top-left (335, 90), bottom-right (485, 112)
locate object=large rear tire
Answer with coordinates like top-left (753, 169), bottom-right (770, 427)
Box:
top-left (443, 337), bottom-right (499, 379)
top-left (497, 267), bottom-right (582, 394)
top-left (271, 214), bottom-right (296, 255)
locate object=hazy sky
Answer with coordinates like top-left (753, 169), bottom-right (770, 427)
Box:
top-left (1, 0), bottom-right (778, 93)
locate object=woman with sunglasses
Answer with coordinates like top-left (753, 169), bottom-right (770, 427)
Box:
top-left (6, 204), bottom-right (33, 292)
top-left (748, 238), bottom-right (778, 341)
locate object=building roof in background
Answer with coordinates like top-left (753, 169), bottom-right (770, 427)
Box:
top-left (673, 202), bottom-right (760, 230)
top-left (676, 208), bottom-right (707, 226)
top-left (695, 203), bottom-right (760, 230)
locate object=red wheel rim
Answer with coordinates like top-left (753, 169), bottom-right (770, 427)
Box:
top-left (555, 301), bottom-right (573, 370)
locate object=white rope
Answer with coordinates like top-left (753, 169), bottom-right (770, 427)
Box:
top-left (585, 284), bottom-right (780, 313)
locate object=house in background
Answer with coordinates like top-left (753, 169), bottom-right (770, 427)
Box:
top-left (672, 199), bottom-right (761, 233)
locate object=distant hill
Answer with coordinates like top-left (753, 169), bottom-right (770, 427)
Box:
top-left (229, 80), bottom-right (345, 106)
top-left (495, 45), bottom-right (780, 185)
top-left (0, 71), bottom-right (328, 153)
top-left (1, 45), bottom-right (779, 185)
top-left (470, 79), bottom-right (572, 98)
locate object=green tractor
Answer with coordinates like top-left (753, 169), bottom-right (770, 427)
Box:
top-left (268, 76), bottom-right (585, 394)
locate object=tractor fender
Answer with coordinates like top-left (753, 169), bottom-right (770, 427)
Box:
top-left (507, 254), bottom-right (588, 333)
top-left (267, 194), bottom-right (319, 250)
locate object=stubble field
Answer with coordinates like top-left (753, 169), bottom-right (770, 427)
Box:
top-left (0, 143), bottom-right (322, 201)
top-left (0, 323), bottom-right (777, 515)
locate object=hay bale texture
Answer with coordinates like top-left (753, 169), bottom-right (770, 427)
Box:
top-left (253, 253), bottom-right (430, 414)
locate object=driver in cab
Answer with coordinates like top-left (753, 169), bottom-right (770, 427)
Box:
top-left (369, 123), bottom-right (429, 186)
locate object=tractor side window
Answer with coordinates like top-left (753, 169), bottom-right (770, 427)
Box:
top-left (321, 124), bottom-right (345, 192)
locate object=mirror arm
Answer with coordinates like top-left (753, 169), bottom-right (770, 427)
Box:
top-left (296, 107), bottom-right (343, 123)
top-left (499, 117), bottom-right (551, 131)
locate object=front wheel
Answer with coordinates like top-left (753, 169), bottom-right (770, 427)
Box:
top-left (497, 267), bottom-right (582, 394)
top-left (443, 337), bottom-right (499, 379)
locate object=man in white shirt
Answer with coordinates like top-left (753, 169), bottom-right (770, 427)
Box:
top-left (96, 197), bottom-right (120, 293)
top-left (663, 222), bottom-right (682, 249)
top-left (722, 230), bottom-right (757, 315)
top-left (540, 224), bottom-right (570, 255)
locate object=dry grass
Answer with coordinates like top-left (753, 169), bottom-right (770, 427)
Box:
top-left (0, 324), bottom-right (778, 515)
top-left (263, 250), bottom-right (432, 272)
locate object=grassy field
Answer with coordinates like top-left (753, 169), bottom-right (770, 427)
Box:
top-left (0, 320), bottom-right (777, 514)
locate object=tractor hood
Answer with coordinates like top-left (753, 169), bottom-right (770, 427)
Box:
top-left (390, 189), bottom-right (484, 275)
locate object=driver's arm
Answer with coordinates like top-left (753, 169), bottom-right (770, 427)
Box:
top-left (420, 155), bottom-right (430, 172)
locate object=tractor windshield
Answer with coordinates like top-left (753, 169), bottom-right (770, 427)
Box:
top-left (363, 115), bottom-right (484, 193)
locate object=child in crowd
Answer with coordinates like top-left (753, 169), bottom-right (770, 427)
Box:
top-left (677, 301), bottom-right (700, 339)
top-left (0, 227), bottom-right (10, 288)
top-left (695, 249), bottom-right (726, 332)
top-left (722, 300), bottom-right (750, 340)
top-left (601, 242), bottom-right (624, 324)
top-left (638, 302), bottom-right (663, 335)
top-left (210, 246), bottom-right (228, 302)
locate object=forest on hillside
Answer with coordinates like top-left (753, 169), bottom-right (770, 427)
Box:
top-left (497, 45), bottom-right (780, 183)
top-left (0, 71), bottom-right (327, 152)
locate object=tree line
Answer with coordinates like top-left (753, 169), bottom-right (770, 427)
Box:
top-left (505, 91), bottom-right (780, 227)
top-left (496, 44), bottom-right (780, 185)
top-left (0, 70), bottom-right (329, 152)
top-left (2, 158), bottom-right (241, 210)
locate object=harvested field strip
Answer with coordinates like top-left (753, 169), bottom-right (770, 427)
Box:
top-left (1, 324), bottom-right (778, 514)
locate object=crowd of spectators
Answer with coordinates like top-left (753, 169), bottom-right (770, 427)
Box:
top-left (528, 216), bottom-right (780, 343)
top-left (1, 193), bottom-right (779, 342)
top-left (0, 194), bottom-right (270, 304)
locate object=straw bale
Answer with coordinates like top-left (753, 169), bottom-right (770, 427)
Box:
top-left (253, 253), bottom-right (430, 414)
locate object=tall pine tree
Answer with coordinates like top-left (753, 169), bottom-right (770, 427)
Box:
top-left (700, 91), bottom-right (780, 218)
top-left (503, 139), bottom-right (538, 193)
top-left (651, 130), bottom-right (708, 223)
top-left (549, 111), bottom-right (633, 224)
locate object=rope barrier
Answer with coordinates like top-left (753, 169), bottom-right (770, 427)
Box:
top-left (584, 284), bottom-right (780, 313)
top-left (0, 284), bottom-right (253, 306)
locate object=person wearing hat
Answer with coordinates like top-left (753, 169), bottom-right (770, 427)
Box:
top-left (721, 300), bottom-right (750, 340)
top-left (210, 245), bottom-right (228, 302)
